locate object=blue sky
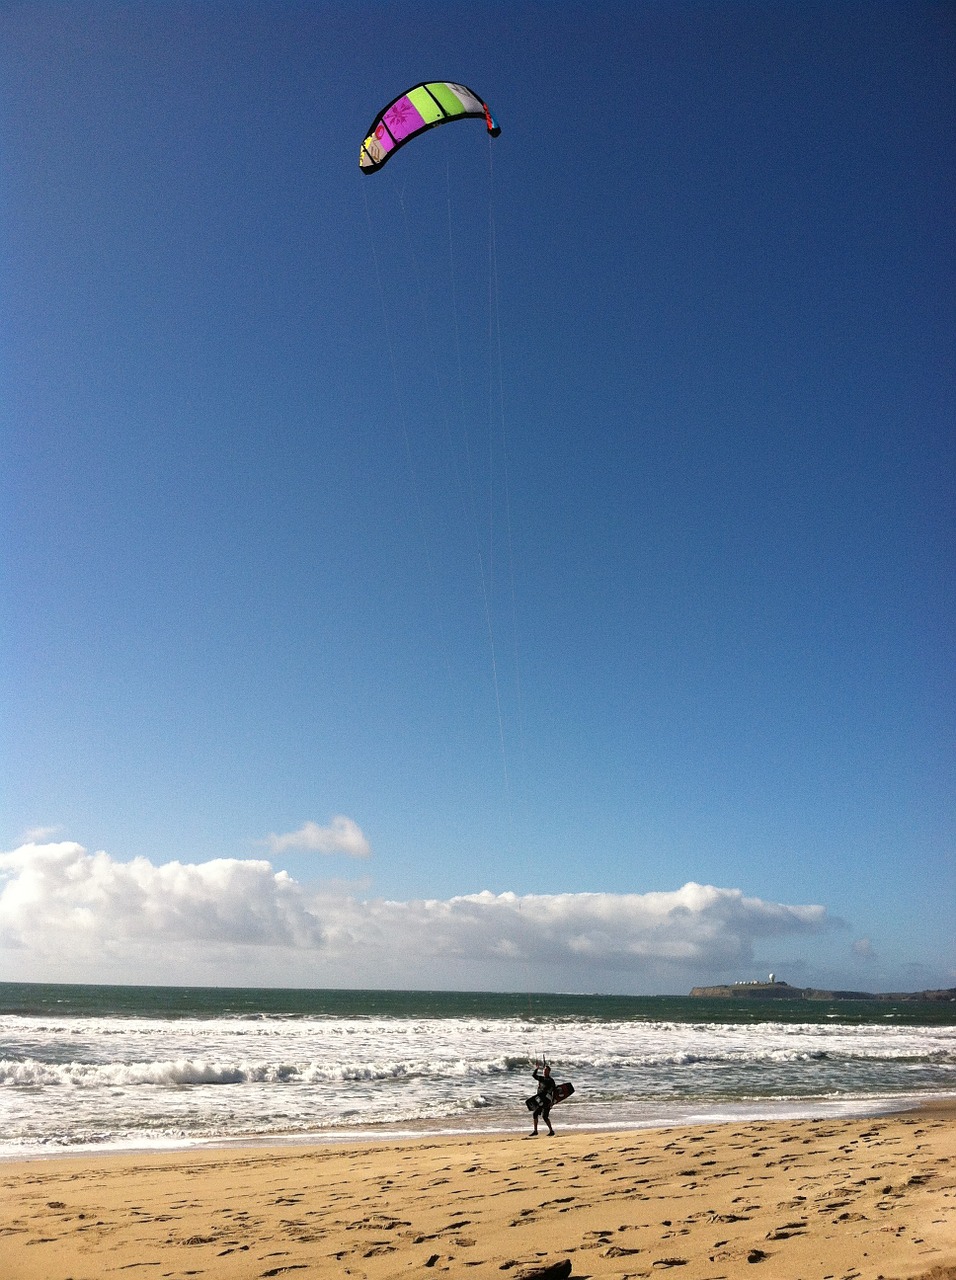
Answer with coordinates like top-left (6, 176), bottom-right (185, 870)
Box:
top-left (2, 1), bottom-right (953, 993)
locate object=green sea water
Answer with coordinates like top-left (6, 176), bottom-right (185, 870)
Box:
top-left (3, 982), bottom-right (954, 1025)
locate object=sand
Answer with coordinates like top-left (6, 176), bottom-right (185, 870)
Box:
top-left (1, 1104), bottom-right (954, 1280)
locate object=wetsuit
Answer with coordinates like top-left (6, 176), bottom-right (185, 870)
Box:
top-left (531, 1068), bottom-right (557, 1133)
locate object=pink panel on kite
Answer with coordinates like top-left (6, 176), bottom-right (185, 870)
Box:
top-left (372, 123), bottom-right (395, 155)
top-left (382, 97), bottom-right (426, 144)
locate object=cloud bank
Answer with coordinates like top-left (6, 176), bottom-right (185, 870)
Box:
top-left (0, 840), bottom-right (833, 990)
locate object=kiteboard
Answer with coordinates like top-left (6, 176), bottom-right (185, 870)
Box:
top-left (525, 1082), bottom-right (574, 1110)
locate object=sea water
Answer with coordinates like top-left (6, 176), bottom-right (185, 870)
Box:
top-left (1, 984), bottom-right (953, 1158)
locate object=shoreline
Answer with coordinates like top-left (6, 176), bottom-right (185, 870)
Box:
top-left (2, 1102), bottom-right (954, 1280)
top-left (4, 1089), bottom-right (955, 1166)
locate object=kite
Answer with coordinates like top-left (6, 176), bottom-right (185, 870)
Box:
top-left (359, 81), bottom-right (500, 174)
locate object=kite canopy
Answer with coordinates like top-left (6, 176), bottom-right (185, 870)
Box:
top-left (359, 81), bottom-right (501, 174)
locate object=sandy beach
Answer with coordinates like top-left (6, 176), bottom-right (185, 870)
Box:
top-left (2, 1104), bottom-right (953, 1280)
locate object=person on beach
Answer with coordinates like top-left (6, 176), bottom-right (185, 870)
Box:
top-left (530, 1061), bottom-right (557, 1136)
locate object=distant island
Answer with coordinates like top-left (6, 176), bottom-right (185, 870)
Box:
top-left (689, 979), bottom-right (956, 1002)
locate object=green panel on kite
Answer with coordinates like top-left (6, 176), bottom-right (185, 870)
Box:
top-left (406, 86), bottom-right (446, 124)
top-left (426, 82), bottom-right (471, 118)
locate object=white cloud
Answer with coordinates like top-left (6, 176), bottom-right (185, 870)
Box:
top-left (0, 842), bottom-right (323, 952)
top-left (265, 817), bottom-right (371, 858)
top-left (0, 840), bottom-right (834, 990)
top-left (23, 825), bottom-right (62, 843)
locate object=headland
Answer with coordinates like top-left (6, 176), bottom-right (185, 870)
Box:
top-left (690, 980), bottom-right (956, 1001)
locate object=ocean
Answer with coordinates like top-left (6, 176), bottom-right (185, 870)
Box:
top-left (1, 983), bottom-right (954, 1159)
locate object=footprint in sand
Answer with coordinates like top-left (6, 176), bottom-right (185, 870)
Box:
top-left (765, 1220), bottom-right (808, 1239)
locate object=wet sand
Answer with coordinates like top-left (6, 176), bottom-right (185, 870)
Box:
top-left (1, 1103), bottom-right (954, 1279)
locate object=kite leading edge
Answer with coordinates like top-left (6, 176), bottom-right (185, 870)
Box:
top-left (359, 81), bottom-right (501, 174)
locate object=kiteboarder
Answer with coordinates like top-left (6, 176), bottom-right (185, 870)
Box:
top-left (529, 1061), bottom-right (557, 1136)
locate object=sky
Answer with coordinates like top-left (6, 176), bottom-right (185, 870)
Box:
top-left (2, 1), bottom-right (953, 994)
